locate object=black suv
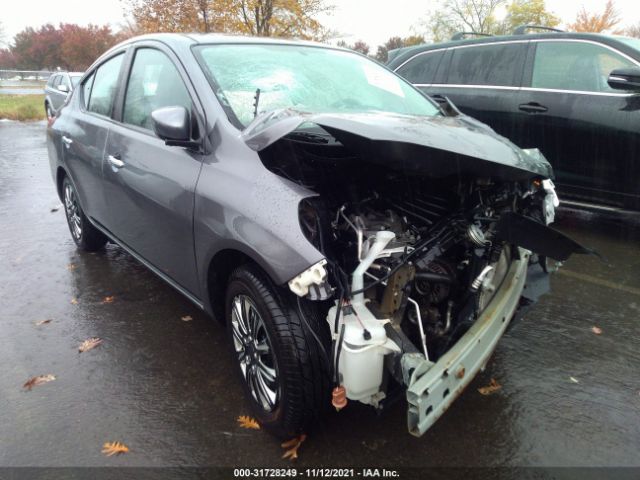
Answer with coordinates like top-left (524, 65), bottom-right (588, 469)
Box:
top-left (388, 30), bottom-right (640, 210)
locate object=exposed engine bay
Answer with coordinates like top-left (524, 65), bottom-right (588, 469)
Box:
top-left (250, 112), bottom-right (590, 432)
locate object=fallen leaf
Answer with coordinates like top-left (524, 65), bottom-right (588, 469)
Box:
top-left (23, 374), bottom-right (56, 390)
top-left (102, 441), bottom-right (129, 457)
top-left (237, 415), bottom-right (260, 430)
top-left (591, 326), bottom-right (603, 335)
top-left (281, 434), bottom-right (306, 461)
top-left (102, 296), bottom-right (115, 304)
top-left (71, 297), bottom-right (78, 305)
top-left (35, 319), bottom-right (52, 326)
top-left (67, 263), bottom-right (76, 271)
top-left (50, 204), bottom-right (62, 212)
top-left (569, 376), bottom-right (579, 384)
top-left (181, 315), bottom-right (193, 322)
top-left (78, 337), bottom-right (103, 353)
top-left (478, 378), bottom-right (502, 396)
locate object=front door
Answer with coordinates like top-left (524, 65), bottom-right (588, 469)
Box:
top-left (102, 46), bottom-right (204, 297)
top-left (517, 40), bottom-right (640, 208)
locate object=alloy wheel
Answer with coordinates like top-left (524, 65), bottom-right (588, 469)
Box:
top-left (64, 182), bottom-right (82, 241)
top-left (230, 294), bottom-right (279, 412)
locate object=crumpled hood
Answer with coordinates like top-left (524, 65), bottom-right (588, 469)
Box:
top-left (242, 109), bottom-right (553, 181)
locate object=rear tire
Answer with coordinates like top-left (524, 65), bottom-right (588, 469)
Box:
top-left (62, 176), bottom-right (108, 251)
top-left (45, 103), bottom-right (54, 120)
top-left (225, 264), bottom-right (330, 438)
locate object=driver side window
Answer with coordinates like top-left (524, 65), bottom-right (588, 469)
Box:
top-left (123, 48), bottom-right (192, 130)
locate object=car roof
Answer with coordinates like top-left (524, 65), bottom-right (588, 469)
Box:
top-left (92, 32), bottom-right (353, 73)
top-left (388, 32), bottom-right (640, 68)
top-left (113, 32), bottom-right (336, 50)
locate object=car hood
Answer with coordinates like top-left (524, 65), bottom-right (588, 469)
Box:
top-left (241, 109), bottom-right (553, 181)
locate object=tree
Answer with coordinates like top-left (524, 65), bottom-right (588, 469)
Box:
top-left (7, 23), bottom-right (120, 71)
top-left (375, 35), bottom-right (425, 63)
top-left (11, 25), bottom-right (63, 70)
top-left (114, 19), bottom-right (143, 42)
top-left (351, 40), bottom-right (370, 55)
top-left (336, 39), bottom-right (371, 55)
top-left (567, 0), bottom-right (622, 33)
top-left (500, 0), bottom-right (560, 34)
top-left (58, 24), bottom-right (118, 71)
top-left (424, 0), bottom-right (505, 42)
top-left (126, 0), bottom-right (225, 33)
top-left (234, 0), bottom-right (331, 39)
top-left (0, 49), bottom-right (16, 69)
top-left (125, 0), bottom-right (331, 40)
top-left (626, 22), bottom-right (640, 38)
top-left (421, 0), bottom-right (559, 42)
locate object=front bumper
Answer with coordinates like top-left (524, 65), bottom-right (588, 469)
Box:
top-left (404, 249), bottom-right (530, 436)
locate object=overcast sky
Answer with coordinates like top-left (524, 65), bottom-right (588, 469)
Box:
top-left (2, 0), bottom-right (639, 50)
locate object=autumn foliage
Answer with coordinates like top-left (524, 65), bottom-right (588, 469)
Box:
top-left (126, 0), bottom-right (332, 40)
top-left (0, 23), bottom-right (130, 71)
top-left (567, 0), bottom-right (622, 34)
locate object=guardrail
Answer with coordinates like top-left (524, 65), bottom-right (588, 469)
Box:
top-left (0, 70), bottom-right (53, 83)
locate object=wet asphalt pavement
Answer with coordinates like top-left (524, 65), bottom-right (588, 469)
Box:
top-left (0, 121), bottom-right (639, 471)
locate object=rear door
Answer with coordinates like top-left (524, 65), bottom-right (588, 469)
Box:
top-left (102, 43), bottom-right (205, 297)
top-left (62, 52), bottom-right (126, 225)
top-left (518, 39), bottom-right (640, 208)
top-left (427, 41), bottom-right (528, 143)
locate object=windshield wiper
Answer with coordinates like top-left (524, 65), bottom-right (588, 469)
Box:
top-left (285, 131), bottom-right (331, 144)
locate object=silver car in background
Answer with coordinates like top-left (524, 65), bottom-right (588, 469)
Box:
top-left (44, 71), bottom-right (83, 119)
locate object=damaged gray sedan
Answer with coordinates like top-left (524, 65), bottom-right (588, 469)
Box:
top-left (47, 34), bottom-right (589, 438)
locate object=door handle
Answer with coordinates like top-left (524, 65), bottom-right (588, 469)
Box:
top-left (107, 154), bottom-right (125, 169)
top-left (519, 102), bottom-right (548, 113)
top-left (61, 135), bottom-right (73, 147)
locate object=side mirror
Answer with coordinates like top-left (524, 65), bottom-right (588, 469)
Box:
top-left (57, 84), bottom-right (69, 93)
top-left (607, 67), bottom-right (640, 92)
top-left (151, 106), bottom-right (200, 149)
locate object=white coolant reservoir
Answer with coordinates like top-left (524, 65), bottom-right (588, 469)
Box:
top-left (328, 302), bottom-right (401, 405)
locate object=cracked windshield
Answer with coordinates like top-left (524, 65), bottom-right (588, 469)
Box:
top-left (195, 44), bottom-right (440, 126)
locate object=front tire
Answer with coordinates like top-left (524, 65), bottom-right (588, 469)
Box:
top-left (62, 176), bottom-right (107, 251)
top-left (225, 265), bottom-right (330, 438)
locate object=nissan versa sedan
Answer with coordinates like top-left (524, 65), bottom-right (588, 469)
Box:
top-left (47, 34), bottom-right (589, 438)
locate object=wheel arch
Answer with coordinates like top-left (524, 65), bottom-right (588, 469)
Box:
top-left (206, 247), bottom-right (267, 323)
top-left (55, 166), bottom-right (67, 201)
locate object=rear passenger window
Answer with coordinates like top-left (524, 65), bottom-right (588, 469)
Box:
top-left (87, 53), bottom-right (124, 117)
top-left (447, 43), bottom-right (526, 86)
top-left (531, 41), bottom-right (636, 93)
top-left (396, 50), bottom-right (445, 84)
top-left (123, 48), bottom-right (192, 130)
top-left (52, 75), bottom-right (61, 87)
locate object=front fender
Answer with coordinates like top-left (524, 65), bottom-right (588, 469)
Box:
top-left (194, 154), bottom-right (326, 297)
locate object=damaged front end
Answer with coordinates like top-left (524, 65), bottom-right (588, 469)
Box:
top-left (246, 109), bottom-right (589, 437)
